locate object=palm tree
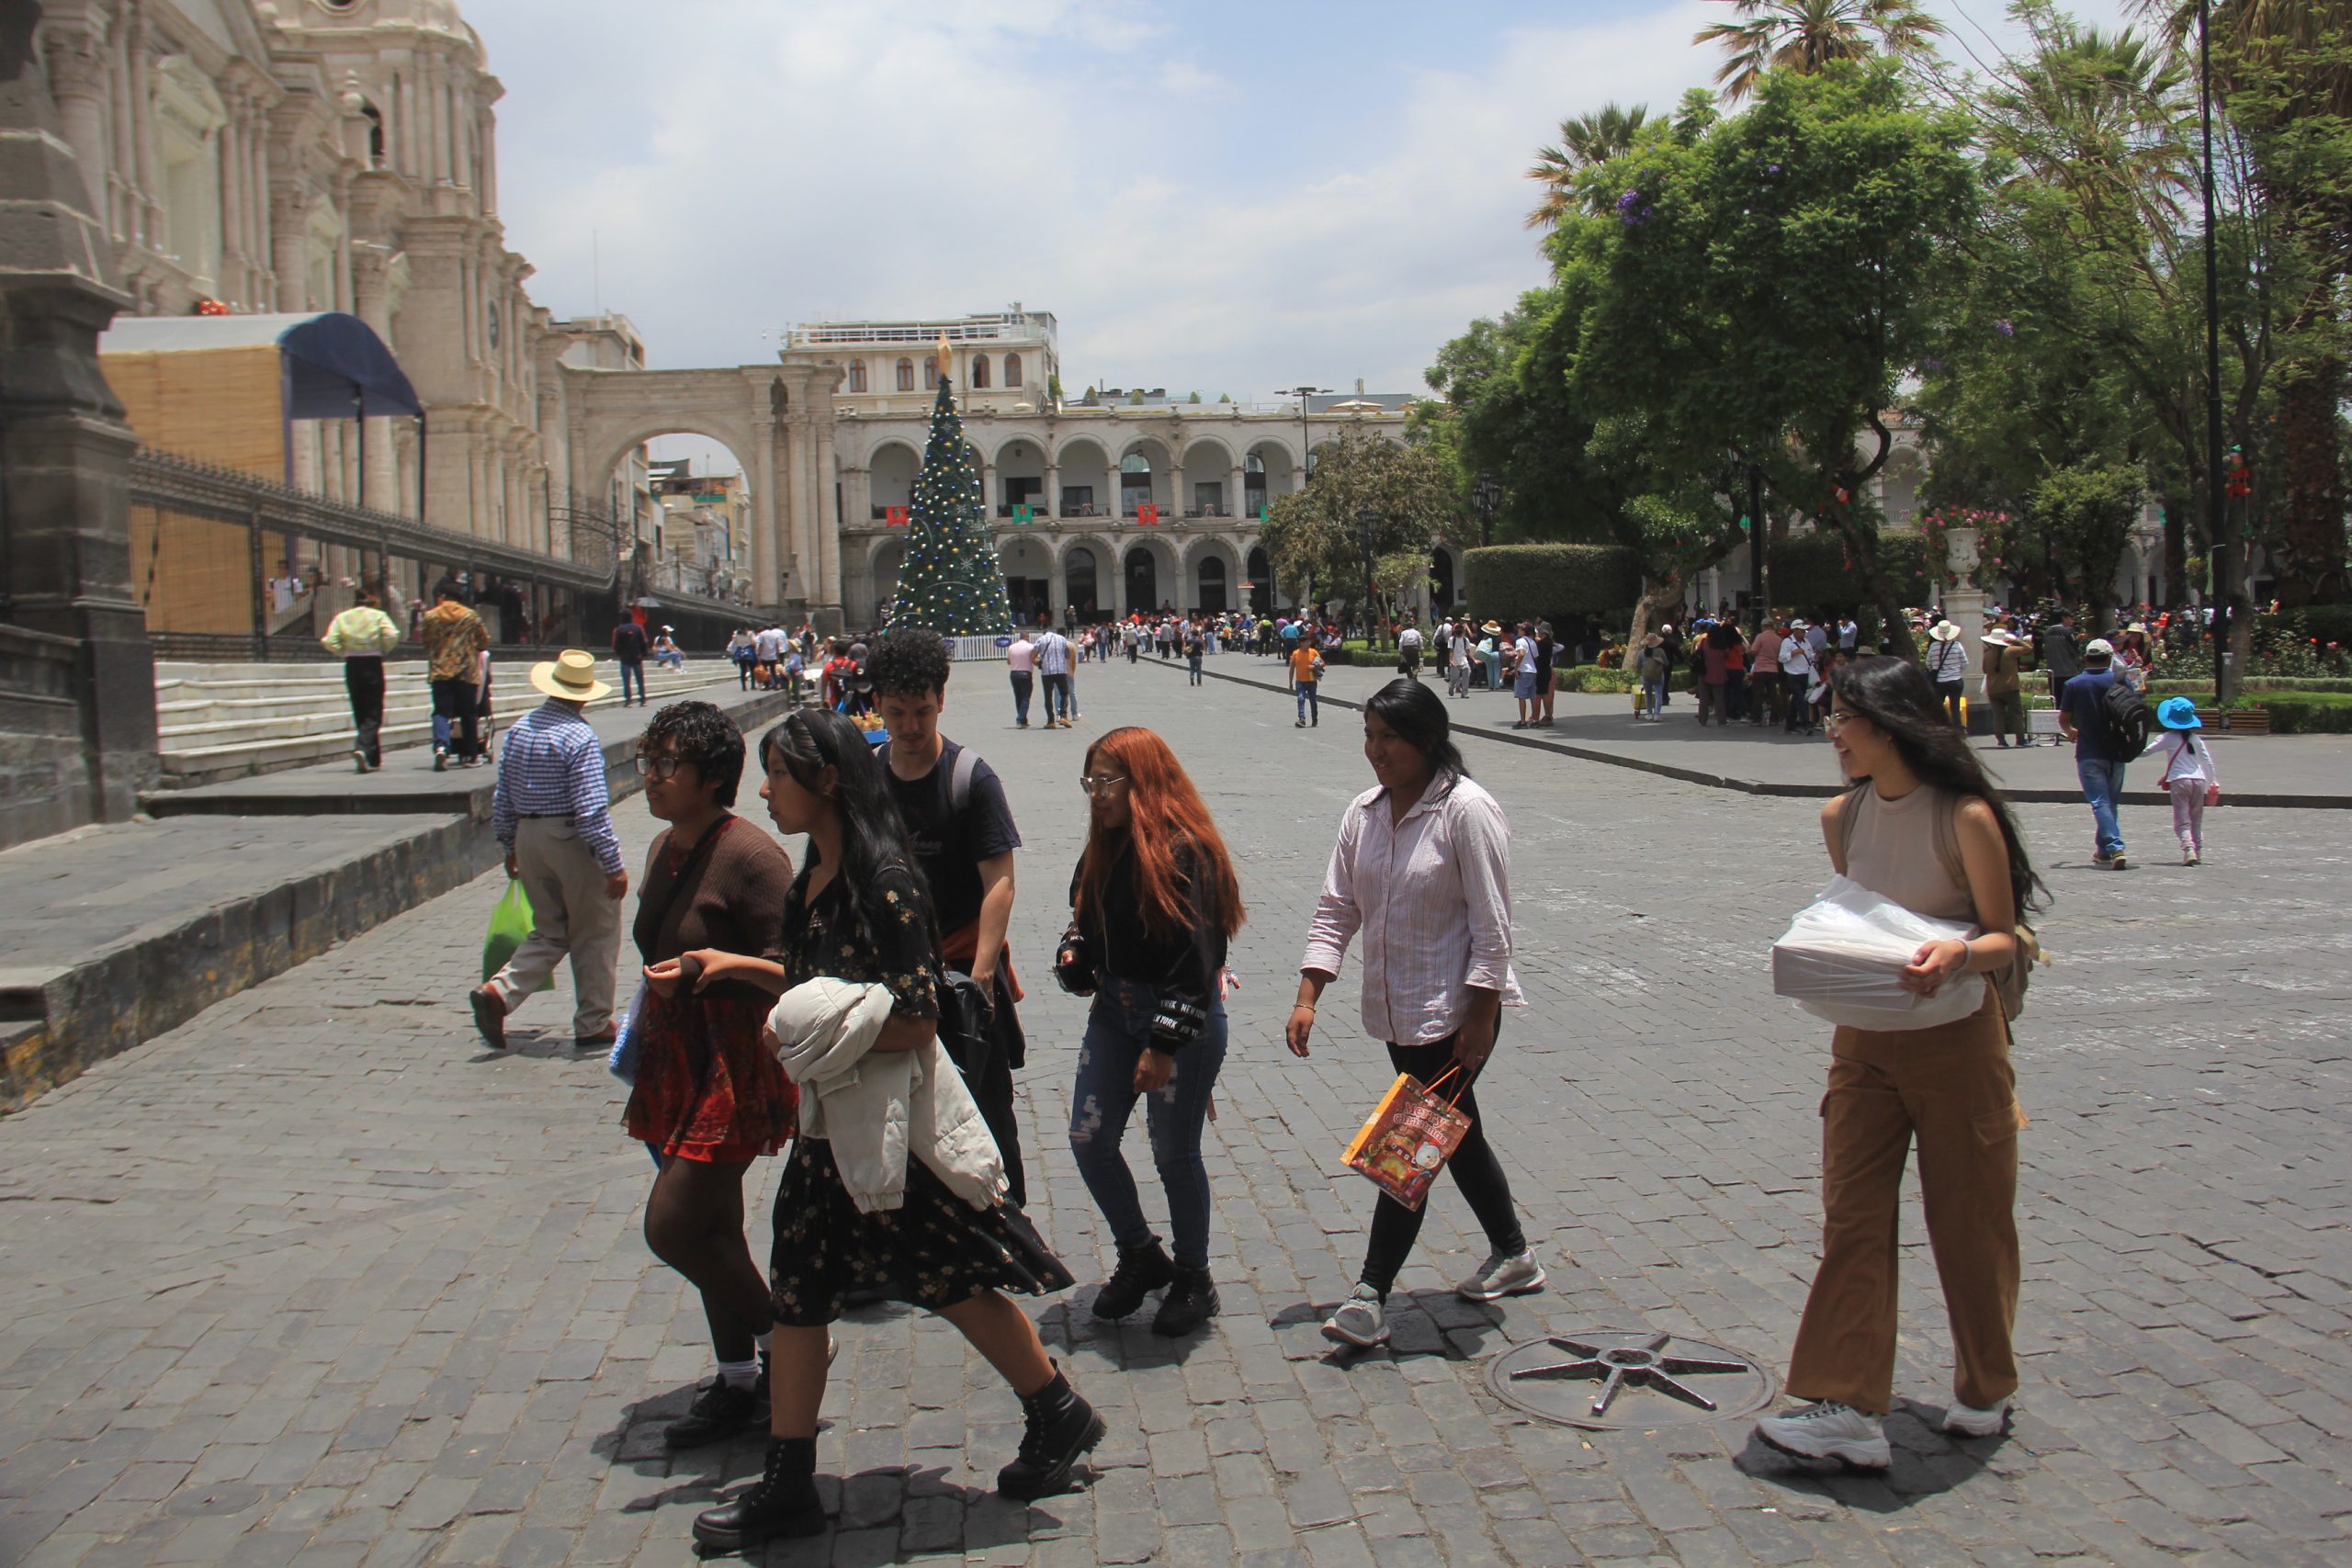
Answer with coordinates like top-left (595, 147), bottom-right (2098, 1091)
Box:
top-left (1524, 104), bottom-right (1651, 231)
top-left (1693, 0), bottom-right (1947, 103)
top-left (1980, 17), bottom-right (2194, 236)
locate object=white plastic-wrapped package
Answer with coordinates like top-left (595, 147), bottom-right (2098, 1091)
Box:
top-left (1770, 875), bottom-right (1984, 1030)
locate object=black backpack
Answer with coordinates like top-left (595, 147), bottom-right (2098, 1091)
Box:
top-left (2100, 678), bottom-right (2151, 757)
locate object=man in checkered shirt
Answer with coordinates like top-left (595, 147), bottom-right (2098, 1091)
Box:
top-left (470, 649), bottom-right (629, 1053)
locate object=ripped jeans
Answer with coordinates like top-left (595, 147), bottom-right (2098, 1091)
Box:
top-left (1068, 977), bottom-right (1227, 1270)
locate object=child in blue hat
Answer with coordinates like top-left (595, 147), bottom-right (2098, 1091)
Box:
top-left (2143, 696), bottom-right (2221, 865)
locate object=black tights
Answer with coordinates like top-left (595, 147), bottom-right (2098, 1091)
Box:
top-left (644, 1155), bottom-right (773, 1363)
top-left (1360, 1032), bottom-right (1528, 1298)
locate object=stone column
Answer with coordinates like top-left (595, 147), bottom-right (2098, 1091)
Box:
top-left (1941, 525), bottom-right (1990, 732)
top-left (0, 1), bottom-right (158, 847)
top-left (1044, 461), bottom-right (1059, 520)
top-left (271, 180), bottom-right (309, 310)
top-left (1227, 463), bottom-right (1244, 520)
top-left (41, 22), bottom-right (107, 219)
top-left (749, 413), bottom-right (777, 610)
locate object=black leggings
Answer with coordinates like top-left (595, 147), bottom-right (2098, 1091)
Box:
top-left (644, 1155), bottom-right (773, 1362)
top-left (1360, 1032), bottom-right (1527, 1297)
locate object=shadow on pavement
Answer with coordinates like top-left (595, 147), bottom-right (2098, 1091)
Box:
top-left (1736, 1399), bottom-right (2009, 1510)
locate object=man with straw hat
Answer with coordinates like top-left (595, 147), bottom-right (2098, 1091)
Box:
top-left (1924, 618), bottom-right (1969, 728)
top-left (1981, 626), bottom-right (2033, 748)
top-left (470, 649), bottom-right (630, 1052)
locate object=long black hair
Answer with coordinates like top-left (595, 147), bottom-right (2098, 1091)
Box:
top-left (1830, 657), bottom-right (2047, 921)
top-left (760, 708), bottom-right (935, 945)
top-left (1364, 678), bottom-right (1468, 795)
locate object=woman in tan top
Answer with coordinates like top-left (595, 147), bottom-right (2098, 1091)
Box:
top-left (1754, 657), bottom-right (2047, 1470)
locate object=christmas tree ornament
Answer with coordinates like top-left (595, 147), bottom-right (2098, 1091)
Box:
top-left (888, 375), bottom-right (1011, 636)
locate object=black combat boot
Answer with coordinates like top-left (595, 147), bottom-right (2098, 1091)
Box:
top-left (1090, 1240), bottom-right (1176, 1321)
top-left (996, 1367), bottom-right (1106, 1501)
top-left (1151, 1266), bottom-right (1220, 1337)
top-left (690, 1435), bottom-right (823, 1552)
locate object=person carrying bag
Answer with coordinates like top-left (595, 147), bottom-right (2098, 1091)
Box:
top-left (1752, 657), bottom-right (2047, 1470)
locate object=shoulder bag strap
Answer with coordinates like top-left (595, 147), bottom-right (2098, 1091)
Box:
top-left (950, 744), bottom-right (979, 816)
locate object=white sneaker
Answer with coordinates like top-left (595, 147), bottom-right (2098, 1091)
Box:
top-left (1320, 1284), bottom-right (1389, 1348)
top-left (1455, 1248), bottom-right (1546, 1303)
top-left (1753, 1401), bottom-right (1892, 1468)
top-left (1941, 1397), bottom-right (2009, 1437)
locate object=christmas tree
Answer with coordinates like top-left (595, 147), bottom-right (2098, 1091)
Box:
top-left (888, 360), bottom-right (1010, 636)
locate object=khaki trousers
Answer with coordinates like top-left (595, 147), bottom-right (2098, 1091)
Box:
top-left (1785, 993), bottom-right (2025, 1416)
top-left (489, 816), bottom-right (622, 1036)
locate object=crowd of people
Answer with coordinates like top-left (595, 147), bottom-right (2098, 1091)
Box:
top-left (430, 616), bottom-right (2082, 1550)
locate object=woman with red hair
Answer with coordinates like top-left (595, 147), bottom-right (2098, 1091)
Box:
top-left (1057, 726), bottom-right (1245, 1337)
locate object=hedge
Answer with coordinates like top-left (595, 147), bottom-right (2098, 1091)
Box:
top-left (1766, 529), bottom-right (1931, 614)
top-left (2148, 676), bottom-right (2352, 696)
top-left (2294, 604), bottom-right (2352, 648)
top-left (1463, 544), bottom-right (1643, 627)
top-left (1556, 663), bottom-right (1638, 694)
top-left (2245, 693), bottom-right (2352, 734)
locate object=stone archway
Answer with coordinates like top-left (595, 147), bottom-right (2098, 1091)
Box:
top-left (560, 361), bottom-right (842, 626)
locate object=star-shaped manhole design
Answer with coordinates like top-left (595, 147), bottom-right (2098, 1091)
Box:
top-left (1487, 1328), bottom-right (1776, 1429)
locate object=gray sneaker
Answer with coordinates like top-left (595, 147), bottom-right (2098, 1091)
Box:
top-left (1753, 1400), bottom-right (1892, 1468)
top-left (1320, 1284), bottom-right (1388, 1348)
top-left (1455, 1248), bottom-right (1547, 1302)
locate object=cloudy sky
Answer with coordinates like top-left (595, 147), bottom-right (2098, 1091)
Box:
top-left (465, 0), bottom-right (2135, 469)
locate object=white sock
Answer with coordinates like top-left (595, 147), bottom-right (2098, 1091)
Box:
top-left (718, 1358), bottom-right (758, 1389)
top-left (754, 1329), bottom-right (774, 1355)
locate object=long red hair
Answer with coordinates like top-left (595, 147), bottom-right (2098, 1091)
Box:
top-left (1076, 728), bottom-right (1244, 943)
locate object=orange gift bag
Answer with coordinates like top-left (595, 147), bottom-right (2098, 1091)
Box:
top-left (1341, 1065), bottom-right (1473, 1211)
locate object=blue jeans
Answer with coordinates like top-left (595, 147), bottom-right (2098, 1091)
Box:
top-left (1010, 670), bottom-right (1033, 725)
top-left (1641, 674), bottom-right (1665, 717)
top-left (1069, 979), bottom-right (1227, 1269)
top-left (1188, 652), bottom-right (1203, 685)
top-left (617, 660), bottom-right (645, 704)
top-left (2077, 756), bottom-right (2126, 856)
top-left (1295, 680), bottom-right (1318, 724)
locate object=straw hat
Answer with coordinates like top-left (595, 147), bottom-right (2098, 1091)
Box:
top-left (1983, 627), bottom-right (2019, 647)
top-left (1482, 620), bottom-right (1502, 635)
top-left (1928, 619), bottom-right (1961, 642)
top-left (2125, 621), bottom-right (2148, 635)
top-left (530, 648), bottom-right (612, 703)
top-left (1642, 632), bottom-right (1664, 649)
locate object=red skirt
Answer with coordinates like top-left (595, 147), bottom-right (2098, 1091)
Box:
top-left (623, 988), bottom-right (796, 1162)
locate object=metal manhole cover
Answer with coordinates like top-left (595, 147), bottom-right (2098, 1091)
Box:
top-left (1487, 1329), bottom-right (1776, 1430)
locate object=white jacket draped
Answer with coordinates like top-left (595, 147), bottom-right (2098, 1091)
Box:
top-left (766, 976), bottom-right (1007, 1213)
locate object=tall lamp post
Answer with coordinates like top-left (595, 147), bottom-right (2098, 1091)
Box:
top-left (1288, 385), bottom-right (1330, 488)
top-left (2196, 0), bottom-right (2231, 702)
top-left (1357, 505), bottom-right (1381, 649)
top-left (1472, 473), bottom-right (1501, 549)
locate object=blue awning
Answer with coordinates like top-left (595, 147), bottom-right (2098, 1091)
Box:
top-left (98, 310), bottom-right (424, 420)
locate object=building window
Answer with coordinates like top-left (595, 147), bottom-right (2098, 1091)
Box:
top-left (971, 355), bottom-right (990, 389)
top-left (923, 358), bottom-right (939, 390)
top-left (847, 360), bottom-right (867, 393)
top-left (895, 358), bottom-right (914, 391)
top-left (1004, 353), bottom-right (1023, 388)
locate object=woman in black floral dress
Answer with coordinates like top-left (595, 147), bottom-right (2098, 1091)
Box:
top-left (691, 709), bottom-right (1100, 1554)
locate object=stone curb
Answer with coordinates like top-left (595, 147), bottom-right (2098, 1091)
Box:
top-left (1150, 656), bottom-right (2351, 810)
top-left (2, 687), bottom-right (800, 1111)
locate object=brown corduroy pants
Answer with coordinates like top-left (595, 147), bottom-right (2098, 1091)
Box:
top-left (1785, 992), bottom-right (2026, 1416)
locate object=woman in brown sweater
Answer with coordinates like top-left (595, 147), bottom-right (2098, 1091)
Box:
top-left (628, 702), bottom-right (797, 1450)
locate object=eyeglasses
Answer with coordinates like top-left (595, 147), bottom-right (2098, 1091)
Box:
top-left (636, 754), bottom-right (685, 779)
top-left (1078, 774), bottom-right (1130, 796)
top-left (1824, 712), bottom-right (1854, 734)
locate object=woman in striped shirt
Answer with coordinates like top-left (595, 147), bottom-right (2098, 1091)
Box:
top-left (1286, 680), bottom-right (1547, 1349)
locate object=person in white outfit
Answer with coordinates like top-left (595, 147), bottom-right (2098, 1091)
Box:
top-left (2143, 696), bottom-right (2221, 865)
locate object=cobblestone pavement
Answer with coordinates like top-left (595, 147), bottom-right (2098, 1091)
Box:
top-left (4, 658), bottom-right (2348, 1567)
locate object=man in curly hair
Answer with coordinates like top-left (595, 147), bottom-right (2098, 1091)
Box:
top-left (865, 629), bottom-right (1031, 1204)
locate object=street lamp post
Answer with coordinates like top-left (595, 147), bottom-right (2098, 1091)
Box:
top-left (2197, 0), bottom-right (2232, 703)
top-left (1288, 385), bottom-right (1330, 490)
top-left (1357, 505), bottom-right (1380, 649)
top-left (1472, 474), bottom-right (1501, 550)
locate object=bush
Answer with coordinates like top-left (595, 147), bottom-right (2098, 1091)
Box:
top-left (1557, 663), bottom-right (1637, 694)
top-left (2147, 675), bottom-right (2352, 696)
top-left (1767, 528), bottom-right (1931, 614)
top-left (1463, 544), bottom-right (1642, 628)
top-left (2296, 604), bottom-right (2352, 649)
top-left (2243, 693), bottom-right (2352, 735)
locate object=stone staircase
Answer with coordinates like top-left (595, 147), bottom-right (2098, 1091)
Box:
top-left (153, 656), bottom-right (762, 786)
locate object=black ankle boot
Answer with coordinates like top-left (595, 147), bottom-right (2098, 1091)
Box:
top-left (1091, 1240), bottom-right (1176, 1321)
top-left (690, 1436), bottom-right (824, 1552)
top-left (996, 1368), bottom-right (1106, 1501)
top-left (1151, 1266), bottom-right (1220, 1337)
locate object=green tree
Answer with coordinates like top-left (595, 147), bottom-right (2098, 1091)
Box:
top-left (1575, 60), bottom-right (1979, 657)
top-left (1694, 0), bottom-right (1947, 103)
top-left (888, 378), bottom-right (1009, 636)
top-left (2030, 460), bottom-right (2147, 621)
top-left (1259, 430), bottom-right (1453, 637)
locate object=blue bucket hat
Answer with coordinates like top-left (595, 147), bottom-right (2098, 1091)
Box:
top-left (2156, 695), bottom-right (2202, 730)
